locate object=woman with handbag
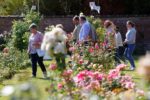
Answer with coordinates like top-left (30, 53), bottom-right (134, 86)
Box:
top-left (27, 23), bottom-right (47, 78)
top-left (124, 21), bottom-right (136, 71)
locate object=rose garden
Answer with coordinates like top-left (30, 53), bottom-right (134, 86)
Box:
top-left (0, 0), bottom-right (150, 100)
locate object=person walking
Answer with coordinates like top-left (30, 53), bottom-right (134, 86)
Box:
top-left (79, 15), bottom-right (97, 43)
top-left (72, 16), bottom-right (81, 42)
top-left (124, 21), bottom-right (136, 71)
top-left (28, 23), bottom-right (47, 78)
top-left (114, 26), bottom-right (125, 65)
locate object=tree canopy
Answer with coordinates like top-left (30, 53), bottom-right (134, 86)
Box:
top-left (0, 0), bottom-right (150, 16)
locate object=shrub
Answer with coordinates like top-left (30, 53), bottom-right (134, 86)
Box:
top-left (11, 21), bottom-right (29, 51)
top-left (0, 47), bottom-right (30, 81)
top-left (0, 31), bottom-right (11, 51)
top-left (87, 16), bottom-right (105, 42)
top-left (11, 11), bottom-right (41, 51)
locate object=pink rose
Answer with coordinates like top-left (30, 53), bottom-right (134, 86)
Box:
top-left (124, 82), bottom-right (135, 89)
top-left (136, 89), bottom-right (145, 96)
top-left (102, 42), bottom-right (106, 47)
top-left (116, 64), bottom-right (127, 71)
top-left (95, 43), bottom-right (99, 49)
top-left (58, 83), bottom-right (63, 89)
top-left (62, 69), bottom-right (73, 77)
top-left (69, 47), bottom-right (76, 52)
top-left (49, 64), bottom-right (57, 70)
top-left (120, 75), bottom-right (132, 83)
top-left (79, 59), bottom-right (84, 65)
top-left (108, 69), bottom-right (120, 80)
top-left (89, 47), bottom-right (94, 53)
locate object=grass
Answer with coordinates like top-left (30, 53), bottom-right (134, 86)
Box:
top-left (0, 61), bottom-right (52, 100)
top-left (0, 57), bottom-right (143, 100)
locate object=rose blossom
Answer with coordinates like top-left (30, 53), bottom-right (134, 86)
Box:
top-left (120, 75), bottom-right (132, 83)
top-left (124, 82), bottom-right (135, 89)
top-left (136, 89), bottom-right (145, 96)
top-left (62, 69), bottom-right (73, 77)
top-left (69, 47), bottom-right (76, 52)
top-left (74, 70), bottom-right (103, 89)
top-left (95, 43), bottom-right (99, 49)
top-left (57, 83), bottom-right (63, 89)
top-left (116, 64), bottom-right (127, 71)
top-left (79, 59), bottom-right (84, 65)
top-left (107, 69), bottom-right (120, 80)
top-left (89, 47), bottom-right (94, 53)
top-left (49, 64), bottom-right (57, 70)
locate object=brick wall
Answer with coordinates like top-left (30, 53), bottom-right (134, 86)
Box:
top-left (0, 16), bottom-right (150, 54)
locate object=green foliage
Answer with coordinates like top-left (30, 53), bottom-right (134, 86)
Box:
top-left (23, 11), bottom-right (41, 25)
top-left (0, 31), bottom-right (11, 51)
top-left (0, 0), bottom-right (31, 15)
top-left (1, 0), bottom-right (150, 15)
top-left (11, 11), bottom-right (41, 51)
top-left (0, 48), bottom-right (30, 81)
top-left (11, 21), bottom-right (29, 51)
top-left (87, 16), bottom-right (105, 42)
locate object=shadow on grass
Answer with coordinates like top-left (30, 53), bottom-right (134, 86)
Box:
top-left (36, 77), bottom-right (51, 80)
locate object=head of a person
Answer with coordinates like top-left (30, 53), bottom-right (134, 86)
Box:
top-left (79, 15), bottom-right (87, 24)
top-left (29, 23), bottom-right (37, 34)
top-left (115, 26), bottom-right (119, 33)
top-left (104, 20), bottom-right (113, 29)
top-left (73, 16), bottom-right (79, 25)
top-left (126, 21), bottom-right (135, 29)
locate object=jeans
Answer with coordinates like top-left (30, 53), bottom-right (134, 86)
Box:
top-left (115, 46), bottom-right (125, 64)
top-left (30, 53), bottom-right (47, 76)
top-left (124, 44), bottom-right (136, 68)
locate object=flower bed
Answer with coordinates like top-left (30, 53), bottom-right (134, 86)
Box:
top-left (45, 43), bottom-right (145, 100)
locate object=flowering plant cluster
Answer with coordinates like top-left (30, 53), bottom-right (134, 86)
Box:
top-left (74, 64), bottom-right (134, 93)
top-left (68, 42), bottom-right (115, 71)
top-left (46, 63), bottom-right (146, 99)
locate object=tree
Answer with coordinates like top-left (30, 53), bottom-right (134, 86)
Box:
top-left (0, 0), bottom-right (31, 15)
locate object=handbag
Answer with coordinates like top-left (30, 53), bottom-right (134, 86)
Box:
top-left (36, 49), bottom-right (45, 57)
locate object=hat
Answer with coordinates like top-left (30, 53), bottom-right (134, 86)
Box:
top-left (29, 23), bottom-right (37, 30)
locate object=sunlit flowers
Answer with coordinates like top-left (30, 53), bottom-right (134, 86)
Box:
top-left (116, 64), bottom-right (127, 71)
top-left (74, 70), bottom-right (103, 91)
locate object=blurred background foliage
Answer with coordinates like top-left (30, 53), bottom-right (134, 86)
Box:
top-left (0, 0), bottom-right (150, 16)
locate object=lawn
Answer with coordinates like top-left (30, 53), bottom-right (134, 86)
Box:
top-left (0, 57), bottom-right (143, 100)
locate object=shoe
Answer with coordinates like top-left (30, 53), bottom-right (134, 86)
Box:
top-left (130, 67), bottom-right (135, 71)
top-left (43, 72), bottom-right (48, 79)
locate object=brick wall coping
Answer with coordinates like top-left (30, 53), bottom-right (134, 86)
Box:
top-left (0, 15), bottom-right (150, 18)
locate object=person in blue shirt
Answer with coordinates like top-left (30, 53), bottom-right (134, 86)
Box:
top-left (79, 15), bottom-right (97, 43)
top-left (124, 21), bottom-right (136, 71)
